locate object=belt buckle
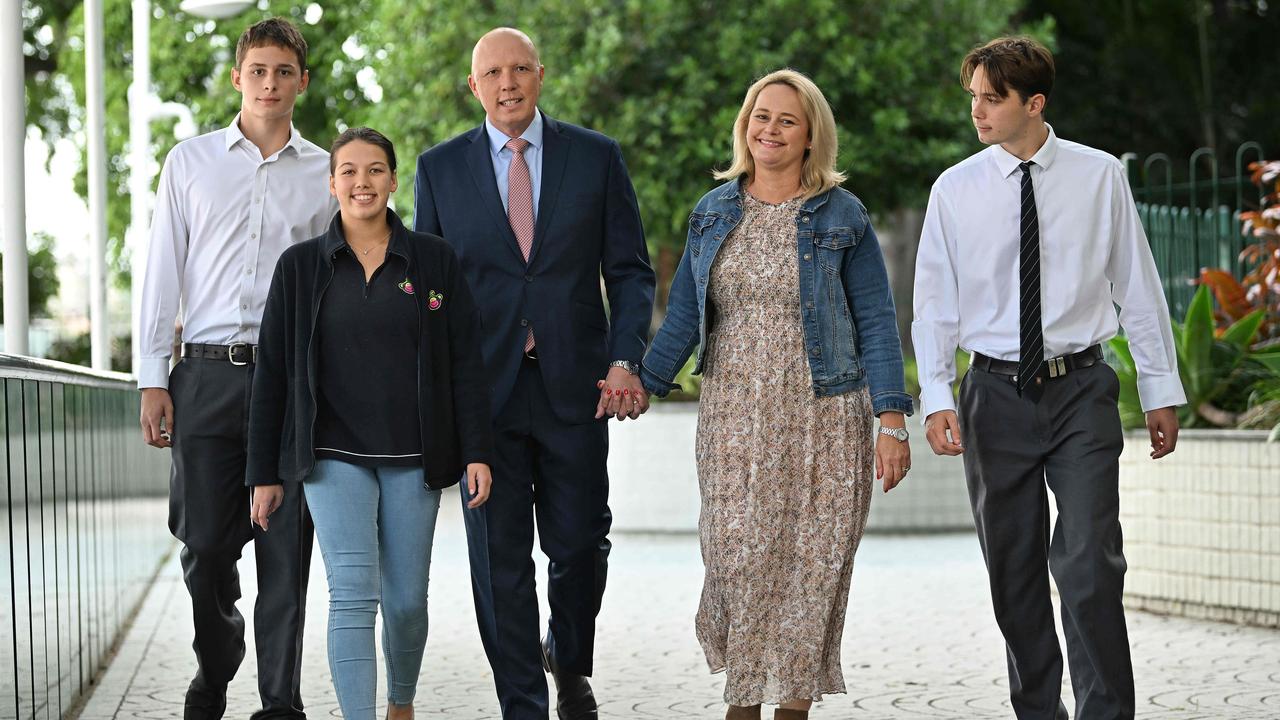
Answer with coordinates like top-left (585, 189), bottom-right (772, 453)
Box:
top-left (227, 342), bottom-right (251, 366)
top-left (1047, 356), bottom-right (1066, 378)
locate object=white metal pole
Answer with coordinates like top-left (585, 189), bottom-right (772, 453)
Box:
top-left (87, 0), bottom-right (109, 370)
top-left (1, 0), bottom-right (29, 356)
top-left (129, 0), bottom-right (151, 374)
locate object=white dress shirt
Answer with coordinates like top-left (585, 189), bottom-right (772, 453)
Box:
top-left (912, 126), bottom-right (1186, 418)
top-left (137, 115), bottom-right (337, 389)
top-left (485, 110), bottom-right (543, 218)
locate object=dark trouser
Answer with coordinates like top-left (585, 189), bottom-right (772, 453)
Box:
top-left (958, 361), bottom-right (1134, 720)
top-left (167, 358), bottom-right (314, 720)
top-left (461, 357), bottom-right (611, 720)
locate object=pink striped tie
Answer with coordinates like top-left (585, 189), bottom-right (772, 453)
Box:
top-left (506, 137), bottom-right (535, 352)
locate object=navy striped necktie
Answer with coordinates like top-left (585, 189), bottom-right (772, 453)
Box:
top-left (1017, 160), bottom-right (1044, 398)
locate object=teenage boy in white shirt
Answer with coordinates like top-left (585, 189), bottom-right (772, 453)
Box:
top-left (137, 17), bottom-right (335, 720)
top-left (912, 36), bottom-right (1185, 720)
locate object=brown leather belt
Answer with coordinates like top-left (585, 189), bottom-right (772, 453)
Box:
top-left (182, 342), bottom-right (257, 366)
top-left (971, 344), bottom-right (1103, 381)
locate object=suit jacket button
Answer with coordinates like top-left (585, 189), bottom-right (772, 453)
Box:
top-left (524, 275), bottom-right (533, 282)
top-left (520, 318), bottom-right (529, 327)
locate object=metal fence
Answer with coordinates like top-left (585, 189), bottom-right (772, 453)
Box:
top-left (1123, 142), bottom-right (1266, 320)
top-left (1, 354), bottom-right (170, 720)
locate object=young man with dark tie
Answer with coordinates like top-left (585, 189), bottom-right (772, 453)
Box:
top-left (912, 36), bottom-right (1186, 720)
top-left (136, 18), bottom-right (335, 720)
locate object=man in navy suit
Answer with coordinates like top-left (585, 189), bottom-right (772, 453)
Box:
top-left (413, 26), bottom-right (655, 720)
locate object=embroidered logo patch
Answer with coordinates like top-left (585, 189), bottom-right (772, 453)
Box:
top-left (398, 279), bottom-right (415, 295)
top-left (427, 290), bottom-right (444, 310)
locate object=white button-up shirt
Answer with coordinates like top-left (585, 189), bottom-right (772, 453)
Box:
top-left (912, 126), bottom-right (1186, 418)
top-left (137, 115), bottom-right (337, 389)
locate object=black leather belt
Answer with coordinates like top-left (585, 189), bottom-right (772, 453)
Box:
top-left (182, 342), bottom-right (257, 366)
top-left (971, 344), bottom-right (1103, 381)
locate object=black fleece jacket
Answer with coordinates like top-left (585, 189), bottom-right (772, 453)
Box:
top-left (246, 209), bottom-right (493, 489)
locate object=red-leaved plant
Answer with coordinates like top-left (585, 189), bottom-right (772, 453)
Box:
top-left (1200, 160), bottom-right (1280, 345)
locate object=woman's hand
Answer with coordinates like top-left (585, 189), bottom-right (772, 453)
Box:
top-left (465, 463), bottom-right (493, 508)
top-left (250, 484), bottom-right (285, 531)
top-left (874, 412), bottom-right (911, 493)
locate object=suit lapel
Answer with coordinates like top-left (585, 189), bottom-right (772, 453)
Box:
top-left (529, 114), bottom-right (569, 267)
top-left (465, 127), bottom-right (525, 264)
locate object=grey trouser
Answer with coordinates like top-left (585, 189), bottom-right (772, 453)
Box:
top-left (958, 361), bottom-right (1134, 720)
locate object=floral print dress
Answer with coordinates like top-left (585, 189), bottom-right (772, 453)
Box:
top-left (695, 191), bottom-right (875, 705)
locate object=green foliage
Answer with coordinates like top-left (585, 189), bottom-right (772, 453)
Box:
top-left (1110, 285), bottom-right (1280, 436)
top-left (44, 331), bottom-right (133, 371)
top-left (1021, 0), bottom-right (1280, 160)
top-left (25, 0), bottom-right (1029, 288)
top-left (0, 232), bottom-right (62, 318)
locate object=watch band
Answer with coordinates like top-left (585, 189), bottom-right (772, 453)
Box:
top-left (878, 425), bottom-right (909, 442)
top-left (609, 360), bottom-right (640, 375)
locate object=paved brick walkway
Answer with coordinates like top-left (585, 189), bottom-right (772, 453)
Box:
top-left (77, 488), bottom-right (1280, 719)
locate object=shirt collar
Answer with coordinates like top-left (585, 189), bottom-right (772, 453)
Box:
top-left (989, 123), bottom-right (1059, 178)
top-left (484, 110), bottom-right (544, 157)
top-left (323, 208), bottom-right (411, 261)
top-left (224, 112), bottom-right (304, 156)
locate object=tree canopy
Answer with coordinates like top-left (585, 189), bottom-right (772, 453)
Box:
top-left (24, 0), bottom-right (1032, 287)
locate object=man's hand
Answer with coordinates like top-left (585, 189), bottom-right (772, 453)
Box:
top-left (925, 410), bottom-right (964, 456)
top-left (1146, 406), bottom-right (1179, 459)
top-left (465, 463), bottom-right (493, 508)
top-left (250, 484), bottom-right (284, 531)
top-left (140, 388), bottom-right (175, 448)
top-left (595, 366), bottom-right (650, 420)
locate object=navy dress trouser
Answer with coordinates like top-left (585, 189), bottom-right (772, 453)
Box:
top-left (461, 357), bottom-right (611, 720)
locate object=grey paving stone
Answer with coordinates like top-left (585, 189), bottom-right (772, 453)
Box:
top-left (77, 488), bottom-right (1280, 719)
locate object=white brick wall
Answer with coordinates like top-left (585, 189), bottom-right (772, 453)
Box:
top-left (1119, 429), bottom-right (1280, 626)
top-left (607, 402), bottom-right (973, 534)
top-left (608, 408), bottom-right (1279, 627)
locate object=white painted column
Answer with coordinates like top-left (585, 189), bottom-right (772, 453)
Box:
top-left (87, 0), bottom-right (109, 369)
top-left (128, 0), bottom-right (152, 374)
top-left (1, 0), bottom-right (29, 355)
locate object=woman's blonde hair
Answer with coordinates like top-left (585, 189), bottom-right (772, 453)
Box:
top-left (713, 68), bottom-right (846, 198)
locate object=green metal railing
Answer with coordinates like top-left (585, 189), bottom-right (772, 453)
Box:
top-left (1123, 142), bottom-right (1266, 319)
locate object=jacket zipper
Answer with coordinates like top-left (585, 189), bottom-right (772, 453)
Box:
top-left (305, 259), bottom-right (335, 476)
top-left (412, 260), bottom-right (427, 489)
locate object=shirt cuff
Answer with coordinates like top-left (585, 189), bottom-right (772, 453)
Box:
top-left (919, 383), bottom-right (957, 424)
top-left (137, 357), bottom-right (172, 390)
top-left (1137, 374), bottom-right (1187, 413)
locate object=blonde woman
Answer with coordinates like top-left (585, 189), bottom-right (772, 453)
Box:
top-left (641, 70), bottom-right (913, 719)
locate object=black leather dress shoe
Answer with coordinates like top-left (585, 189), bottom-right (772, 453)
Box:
top-left (183, 678), bottom-right (227, 720)
top-left (541, 635), bottom-right (598, 720)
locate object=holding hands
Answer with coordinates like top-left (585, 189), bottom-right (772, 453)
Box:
top-left (595, 366), bottom-right (650, 421)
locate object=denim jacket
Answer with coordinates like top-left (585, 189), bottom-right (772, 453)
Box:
top-left (640, 179), bottom-right (914, 416)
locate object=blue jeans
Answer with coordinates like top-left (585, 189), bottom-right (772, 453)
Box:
top-left (303, 459), bottom-right (442, 719)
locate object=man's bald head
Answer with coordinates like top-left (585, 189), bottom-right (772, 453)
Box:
top-left (467, 26), bottom-right (544, 138)
top-left (471, 27), bottom-right (540, 76)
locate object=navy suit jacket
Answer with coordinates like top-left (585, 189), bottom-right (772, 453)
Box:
top-left (413, 113), bottom-right (655, 424)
